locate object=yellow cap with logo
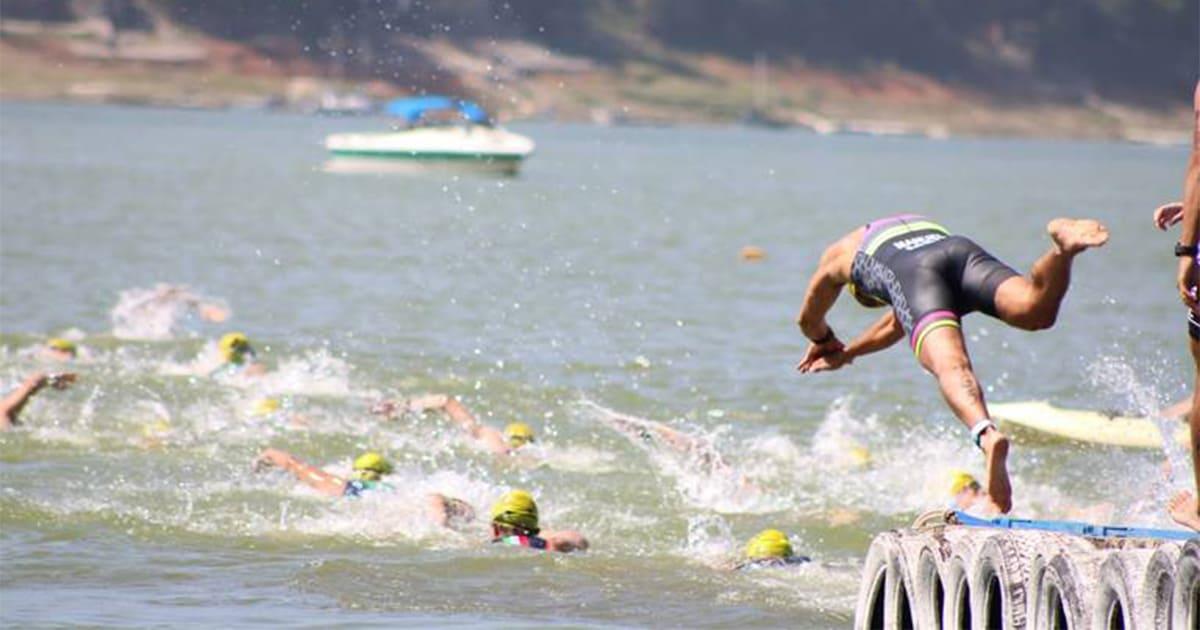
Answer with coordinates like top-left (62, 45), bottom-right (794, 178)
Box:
top-left (949, 470), bottom-right (980, 496)
top-left (218, 332), bottom-right (253, 364)
top-left (503, 422), bottom-right (535, 449)
top-left (352, 451), bottom-right (393, 481)
top-left (490, 489), bottom-right (539, 534)
top-left (745, 529), bottom-right (794, 560)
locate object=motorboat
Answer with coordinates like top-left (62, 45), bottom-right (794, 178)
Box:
top-left (324, 96), bottom-right (534, 175)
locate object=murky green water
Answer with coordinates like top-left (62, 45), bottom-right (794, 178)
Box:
top-left (0, 102), bottom-right (1189, 627)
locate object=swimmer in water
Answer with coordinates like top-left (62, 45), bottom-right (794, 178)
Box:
top-left (1, 371), bottom-right (77, 430)
top-left (41, 338), bottom-right (78, 362)
top-left (372, 394), bottom-right (535, 456)
top-left (489, 489), bottom-right (588, 553)
top-left (585, 402), bottom-right (758, 499)
top-left (946, 470), bottom-right (1114, 522)
top-left (253, 448), bottom-right (473, 526)
top-left (796, 215), bottom-right (1109, 513)
top-left (209, 332), bottom-right (267, 377)
top-left (733, 529), bottom-right (811, 570)
top-left (111, 283), bottom-right (229, 339)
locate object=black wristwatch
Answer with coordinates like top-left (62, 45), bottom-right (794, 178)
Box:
top-left (1176, 243), bottom-right (1198, 257)
top-left (811, 327), bottom-right (836, 344)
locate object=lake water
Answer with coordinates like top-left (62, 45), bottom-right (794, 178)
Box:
top-left (0, 102), bottom-right (1190, 627)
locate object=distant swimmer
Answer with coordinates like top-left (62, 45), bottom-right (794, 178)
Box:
top-left (946, 469), bottom-right (1114, 523)
top-left (1155, 80), bottom-right (1200, 532)
top-left (588, 403), bottom-right (740, 480)
top-left (489, 490), bottom-right (588, 553)
top-left (733, 529), bottom-right (811, 571)
top-left (253, 448), bottom-right (474, 527)
top-left (41, 338), bottom-right (78, 362)
top-left (110, 283), bottom-right (229, 340)
top-left (372, 394), bottom-right (535, 456)
top-left (1, 371), bottom-right (77, 430)
top-left (209, 332), bottom-right (266, 377)
top-left (796, 215), bottom-right (1109, 513)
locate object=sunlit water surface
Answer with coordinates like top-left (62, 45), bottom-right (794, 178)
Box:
top-left (0, 102), bottom-right (1189, 627)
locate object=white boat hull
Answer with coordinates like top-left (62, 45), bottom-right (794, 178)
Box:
top-left (324, 125), bottom-right (534, 175)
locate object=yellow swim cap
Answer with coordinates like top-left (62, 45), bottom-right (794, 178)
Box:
top-left (503, 422), bottom-right (535, 448)
top-left (47, 338), bottom-right (77, 354)
top-left (218, 332), bottom-right (252, 364)
top-left (490, 489), bottom-right (539, 534)
top-left (848, 446), bottom-right (871, 466)
top-left (352, 451), bottom-right (393, 481)
top-left (252, 398), bottom-right (281, 416)
top-left (745, 529), bottom-right (794, 560)
top-left (949, 470), bottom-right (980, 496)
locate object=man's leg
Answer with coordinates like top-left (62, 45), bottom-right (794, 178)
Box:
top-left (992, 218), bottom-right (1109, 330)
top-left (917, 325), bottom-right (1012, 513)
top-left (1169, 336), bottom-right (1200, 531)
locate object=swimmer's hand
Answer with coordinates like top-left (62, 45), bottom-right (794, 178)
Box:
top-left (1154, 202), bottom-right (1184, 230)
top-left (44, 373), bottom-right (77, 390)
top-left (369, 399), bottom-right (400, 417)
top-left (405, 394), bottom-right (449, 413)
top-left (797, 337), bottom-right (845, 373)
top-left (252, 447), bottom-right (288, 472)
top-left (800, 351), bottom-right (853, 373)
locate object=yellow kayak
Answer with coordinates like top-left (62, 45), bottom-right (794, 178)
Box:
top-left (989, 401), bottom-right (1189, 449)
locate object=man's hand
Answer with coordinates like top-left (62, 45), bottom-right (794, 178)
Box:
top-left (1155, 202), bottom-right (1184, 230)
top-left (45, 373), bottom-right (77, 390)
top-left (797, 338), bottom-right (845, 373)
top-left (801, 350), bottom-right (853, 373)
top-left (253, 447), bottom-right (289, 472)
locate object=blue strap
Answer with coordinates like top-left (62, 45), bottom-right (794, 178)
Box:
top-left (953, 510), bottom-right (1196, 541)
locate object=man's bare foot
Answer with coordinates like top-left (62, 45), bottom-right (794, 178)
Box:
top-left (980, 429), bottom-right (1012, 513)
top-left (1047, 218), bottom-right (1110, 255)
top-left (1168, 490), bottom-right (1200, 531)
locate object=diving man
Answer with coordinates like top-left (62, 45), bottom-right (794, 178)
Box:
top-left (795, 215), bottom-right (1108, 512)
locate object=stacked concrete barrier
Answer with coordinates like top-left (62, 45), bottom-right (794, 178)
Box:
top-left (855, 511), bottom-right (1198, 629)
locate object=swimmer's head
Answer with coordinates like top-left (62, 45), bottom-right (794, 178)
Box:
top-left (745, 529), bottom-right (794, 561)
top-left (503, 422), bottom-right (535, 449)
top-left (45, 338), bottom-right (77, 359)
top-left (949, 470), bottom-right (983, 507)
top-left (490, 489), bottom-right (539, 535)
top-left (218, 332), bottom-right (254, 364)
top-left (352, 451), bottom-right (393, 481)
top-left (252, 398), bottom-right (281, 416)
top-left (848, 445), bottom-right (871, 467)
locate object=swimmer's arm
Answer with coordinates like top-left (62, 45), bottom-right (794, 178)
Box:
top-left (842, 312), bottom-right (905, 360)
top-left (0, 373), bottom-right (48, 429)
top-left (1177, 82), bottom-right (1200, 306)
top-left (0, 372), bottom-right (74, 429)
top-left (796, 235), bottom-right (855, 341)
top-left (255, 448), bottom-right (347, 496)
top-left (440, 397), bottom-right (511, 455)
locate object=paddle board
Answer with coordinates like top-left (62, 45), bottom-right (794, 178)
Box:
top-left (989, 400), bottom-right (1189, 449)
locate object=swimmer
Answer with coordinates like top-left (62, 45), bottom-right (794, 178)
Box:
top-left (733, 529), bottom-right (811, 570)
top-left (249, 397), bottom-right (308, 429)
top-left (1153, 82), bottom-right (1200, 531)
top-left (111, 283), bottom-right (229, 339)
top-left (210, 332), bottom-right (266, 377)
top-left (1, 371), bottom-right (77, 429)
top-left (587, 403), bottom-right (739, 479)
top-left (796, 215), bottom-right (1109, 513)
top-left (489, 490), bottom-right (588, 553)
top-left (253, 448), bottom-right (474, 526)
top-left (372, 394), bottom-right (534, 456)
top-left (946, 470), bottom-right (1113, 522)
top-left (41, 338), bottom-right (78, 362)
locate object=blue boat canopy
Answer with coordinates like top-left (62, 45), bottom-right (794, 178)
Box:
top-left (384, 96), bottom-right (490, 125)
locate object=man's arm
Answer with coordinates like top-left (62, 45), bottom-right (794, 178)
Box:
top-left (1177, 83), bottom-right (1200, 307)
top-left (407, 395), bottom-right (511, 455)
top-left (1, 372), bottom-right (76, 429)
top-left (254, 448), bottom-right (347, 496)
top-left (796, 232), bottom-right (857, 341)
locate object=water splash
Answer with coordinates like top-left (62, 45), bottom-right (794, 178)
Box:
top-left (110, 284), bottom-right (230, 340)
